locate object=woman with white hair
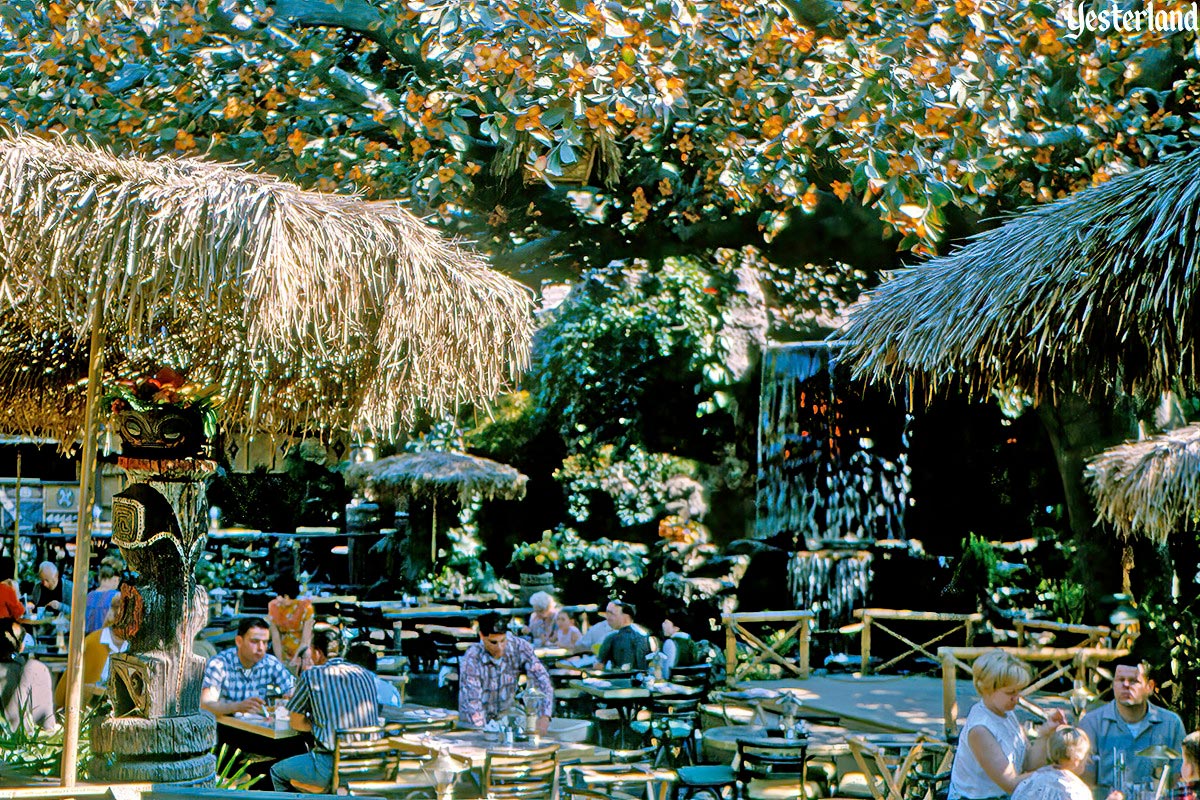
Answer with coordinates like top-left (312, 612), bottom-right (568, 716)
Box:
top-left (527, 592), bottom-right (558, 647)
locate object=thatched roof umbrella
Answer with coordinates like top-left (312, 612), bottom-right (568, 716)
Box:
top-left (0, 131), bottom-right (533, 784)
top-left (346, 450), bottom-right (528, 563)
top-left (1086, 424), bottom-right (1200, 544)
top-left (838, 148), bottom-right (1200, 401)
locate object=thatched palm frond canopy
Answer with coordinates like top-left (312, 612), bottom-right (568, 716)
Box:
top-left (346, 451), bottom-right (529, 506)
top-left (1086, 424), bottom-right (1200, 544)
top-left (839, 148), bottom-right (1200, 401)
top-left (0, 132), bottom-right (533, 442)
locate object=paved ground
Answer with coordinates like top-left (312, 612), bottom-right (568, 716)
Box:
top-left (738, 673), bottom-right (978, 736)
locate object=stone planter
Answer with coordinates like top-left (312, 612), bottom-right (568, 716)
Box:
top-left (518, 572), bottom-right (555, 605)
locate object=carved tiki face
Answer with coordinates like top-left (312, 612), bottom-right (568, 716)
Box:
top-left (113, 406), bottom-right (206, 459)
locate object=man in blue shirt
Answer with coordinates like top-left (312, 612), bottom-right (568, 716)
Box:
top-left (1079, 658), bottom-right (1185, 800)
top-left (200, 617), bottom-right (294, 715)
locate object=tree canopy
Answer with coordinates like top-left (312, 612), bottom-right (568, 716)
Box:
top-left (1, 0), bottom-right (1194, 288)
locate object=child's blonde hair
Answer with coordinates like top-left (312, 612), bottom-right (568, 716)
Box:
top-left (972, 649), bottom-right (1032, 694)
top-left (1047, 727), bottom-right (1090, 766)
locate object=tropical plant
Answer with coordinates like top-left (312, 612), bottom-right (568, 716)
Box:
top-left (214, 744), bottom-right (262, 791)
top-left (555, 444), bottom-right (699, 526)
top-left (511, 526), bottom-right (648, 588)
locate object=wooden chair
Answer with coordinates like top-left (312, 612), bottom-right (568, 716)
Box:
top-left (289, 725), bottom-right (395, 794)
top-left (563, 785), bottom-right (649, 800)
top-left (346, 740), bottom-right (470, 798)
top-left (669, 664), bottom-right (713, 692)
top-left (736, 735), bottom-right (810, 800)
top-left (844, 737), bottom-right (950, 800)
top-left (483, 742), bottom-right (561, 800)
top-left (568, 762), bottom-right (676, 800)
top-left (631, 689), bottom-right (705, 767)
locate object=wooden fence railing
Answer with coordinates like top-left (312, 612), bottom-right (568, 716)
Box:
top-left (723, 610), bottom-right (815, 685)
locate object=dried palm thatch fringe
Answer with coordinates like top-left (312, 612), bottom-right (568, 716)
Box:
top-left (838, 147), bottom-right (1200, 402)
top-left (1086, 423), bottom-right (1200, 544)
top-left (345, 450), bottom-right (528, 506)
top-left (0, 131), bottom-right (534, 443)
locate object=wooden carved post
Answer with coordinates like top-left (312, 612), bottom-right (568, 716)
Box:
top-left (88, 405), bottom-right (217, 786)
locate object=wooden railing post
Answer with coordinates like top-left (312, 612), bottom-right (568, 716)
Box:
top-left (861, 614), bottom-right (873, 675)
top-left (724, 615), bottom-right (737, 687)
top-left (941, 648), bottom-right (958, 741)
top-left (799, 616), bottom-right (811, 679)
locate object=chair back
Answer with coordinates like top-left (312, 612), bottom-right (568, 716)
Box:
top-left (667, 664), bottom-right (712, 691)
top-left (483, 743), bottom-right (561, 800)
top-left (735, 736), bottom-right (808, 789)
top-left (647, 689), bottom-right (704, 766)
top-left (332, 725), bottom-right (399, 792)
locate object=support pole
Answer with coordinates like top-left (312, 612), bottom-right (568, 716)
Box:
top-left (12, 449), bottom-right (20, 581)
top-left (61, 297), bottom-right (106, 787)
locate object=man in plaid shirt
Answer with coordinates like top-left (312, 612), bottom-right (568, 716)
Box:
top-left (458, 612), bottom-right (554, 734)
top-left (201, 617), bottom-right (294, 715)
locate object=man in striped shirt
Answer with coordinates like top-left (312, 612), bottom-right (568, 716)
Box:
top-left (271, 629), bottom-right (379, 793)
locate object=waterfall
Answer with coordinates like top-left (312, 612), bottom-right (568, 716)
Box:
top-left (756, 342), bottom-right (911, 616)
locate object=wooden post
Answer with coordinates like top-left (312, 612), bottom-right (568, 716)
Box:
top-left (799, 615), bottom-right (811, 679)
top-left (11, 449), bottom-right (20, 581)
top-left (724, 616), bottom-right (737, 687)
top-left (61, 297), bottom-right (106, 787)
top-left (965, 617), bottom-right (975, 647)
top-left (861, 613), bottom-right (873, 675)
top-left (941, 648), bottom-right (958, 741)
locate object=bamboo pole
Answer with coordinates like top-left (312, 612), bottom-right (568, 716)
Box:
top-left (60, 296), bottom-right (106, 787)
top-left (12, 449), bottom-right (19, 581)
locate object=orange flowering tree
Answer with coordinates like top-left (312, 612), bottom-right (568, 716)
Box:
top-left (0, 0), bottom-right (1194, 282)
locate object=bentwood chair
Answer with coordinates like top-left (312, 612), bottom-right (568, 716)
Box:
top-left (735, 735), bottom-right (811, 800)
top-left (483, 743), bottom-right (561, 800)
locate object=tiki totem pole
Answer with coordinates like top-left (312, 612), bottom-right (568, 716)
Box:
top-left (88, 404), bottom-right (216, 786)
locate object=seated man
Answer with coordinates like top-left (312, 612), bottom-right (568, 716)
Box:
top-left (597, 600), bottom-right (651, 671)
top-left (574, 606), bottom-right (614, 654)
top-left (271, 629), bottom-right (379, 793)
top-left (459, 612), bottom-right (554, 734)
top-left (29, 561), bottom-right (71, 615)
top-left (200, 617), bottom-right (295, 715)
top-left (345, 641), bottom-right (402, 708)
top-left (1079, 656), bottom-right (1185, 799)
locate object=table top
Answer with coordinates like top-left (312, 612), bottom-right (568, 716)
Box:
top-left (399, 729), bottom-right (606, 768)
top-left (704, 724), bottom-right (930, 756)
top-left (380, 704), bottom-right (458, 725)
top-left (416, 624), bottom-right (477, 639)
top-left (216, 712), bottom-right (303, 740)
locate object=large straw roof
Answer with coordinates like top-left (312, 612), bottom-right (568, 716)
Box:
top-left (839, 148), bottom-right (1200, 400)
top-left (0, 131), bottom-right (533, 442)
top-left (345, 450), bottom-right (529, 505)
top-left (1086, 424), bottom-right (1200, 544)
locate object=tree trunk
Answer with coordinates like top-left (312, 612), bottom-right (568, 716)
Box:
top-left (1036, 395), bottom-right (1131, 606)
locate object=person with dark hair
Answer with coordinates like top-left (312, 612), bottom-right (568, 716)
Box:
top-left (268, 573), bottom-right (313, 674)
top-left (598, 600), bottom-right (651, 671)
top-left (0, 620), bottom-right (55, 731)
top-left (660, 617), bottom-right (698, 677)
top-left (458, 612), bottom-right (554, 734)
top-left (345, 641), bottom-right (401, 708)
top-left (271, 626), bottom-right (378, 792)
top-left (200, 617), bottom-right (294, 715)
top-left (1078, 656), bottom-right (1184, 799)
top-left (0, 555), bottom-right (24, 621)
top-left (84, 556), bottom-right (123, 635)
